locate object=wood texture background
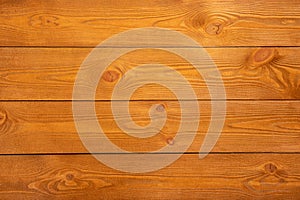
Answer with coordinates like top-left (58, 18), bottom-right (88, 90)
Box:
top-left (0, 0), bottom-right (299, 199)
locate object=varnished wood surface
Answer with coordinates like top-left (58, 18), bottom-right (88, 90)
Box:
top-left (0, 101), bottom-right (299, 154)
top-left (0, 154), bottom-right (299, 199)
top-left (0, 0), bottom-right (299, 47)
top-left (0, 47), bottom-right (299, 100)
top-left (0, 0), bottom-right (300, 199)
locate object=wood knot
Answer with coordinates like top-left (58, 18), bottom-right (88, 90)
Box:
top-left (66, 173), bottom-right (74, 181)
top-left (102, 70), bottom-right (120, 82)
top-left (30, 14), bottom-right (61, 28)
top-left (205, 22), bottom-right (224, 35)
top-left (166, 137), bottom-right (174, 145)
top-left (28, 168), bottom-right (112, 194)
top-left (204, 14), bottom-right (237, 36)
top-left (265, 163), bottom-right (277, 174)
top-left (156, 104), bottom-right (165, 112)
top-left (249, 48), bottom-right (277, 66)
top-left (281, 18), bottom-right (296, 25)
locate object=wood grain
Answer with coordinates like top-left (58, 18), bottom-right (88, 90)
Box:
top-left (0, 154), bottom-right (299, 199)
top-left (0, 47), bottom-right (300, 100)
top-left (0, 101), bottom-right (299, 154)
top-left (0, 0), bottom-right (299, 198)
top-left (0, 0), bottom-right (299, 47)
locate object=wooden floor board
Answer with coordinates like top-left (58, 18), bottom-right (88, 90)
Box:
top-left (0, 47), bottom-right (300, 100)
top-left (0, 101), bottom-right (299, 154)
top-left (0, 0), bottom-right (299, 47)
top-left (0, 154), bottom-right (299, 199)
top-left (0, 0), bottom-right (299, 198)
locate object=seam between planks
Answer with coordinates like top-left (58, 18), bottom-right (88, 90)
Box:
top-left (1, 99), bottom-right (300, 102)
top-left (0, 152), bottom-right (299, 156)
top-left (0, 46), bottom-right (300, 48)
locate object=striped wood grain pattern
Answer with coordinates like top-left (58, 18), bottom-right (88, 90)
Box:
top-left (0, 154), bottom-right (299, 199)
top-left (0, 47), bottom-right (299, 100)
top-left (0, 0), bottom-right (299, 47)
top-left (0, 0), bottom-right (299, 199)
top-left (0, 101), bottom-right (299, 154)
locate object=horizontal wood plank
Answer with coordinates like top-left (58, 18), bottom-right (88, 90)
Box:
top-left (0, 47), bottom-right (300, 100)
top-left (0, 154), bottom-right (299, 199)
top-left (1, 0), bottom-right (299, 199)
top-left (0, 101), bottom-right (299, 154)
top-left (0, 0), bottom-right (299, 47)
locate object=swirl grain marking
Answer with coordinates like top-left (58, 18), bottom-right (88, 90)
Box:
top-left (243, 163), bottom-right (288, 194)
top-left (28, 168), bottom-right (112, 195)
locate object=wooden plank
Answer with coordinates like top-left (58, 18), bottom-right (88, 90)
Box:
top-left (0, 154), bottom-right (299, 199)
top-left (0, 0), bottom-right (299, 47)
top-left (0, 47), bottom-right (300, 100)
top-left (0, 101), bottom-right (299, 154)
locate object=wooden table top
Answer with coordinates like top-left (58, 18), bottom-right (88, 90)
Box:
top-left (0, 0), bottom-right (299, 199)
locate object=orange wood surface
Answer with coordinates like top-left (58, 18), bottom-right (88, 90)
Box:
top-left (0, 0), bottom-right (299, 199)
